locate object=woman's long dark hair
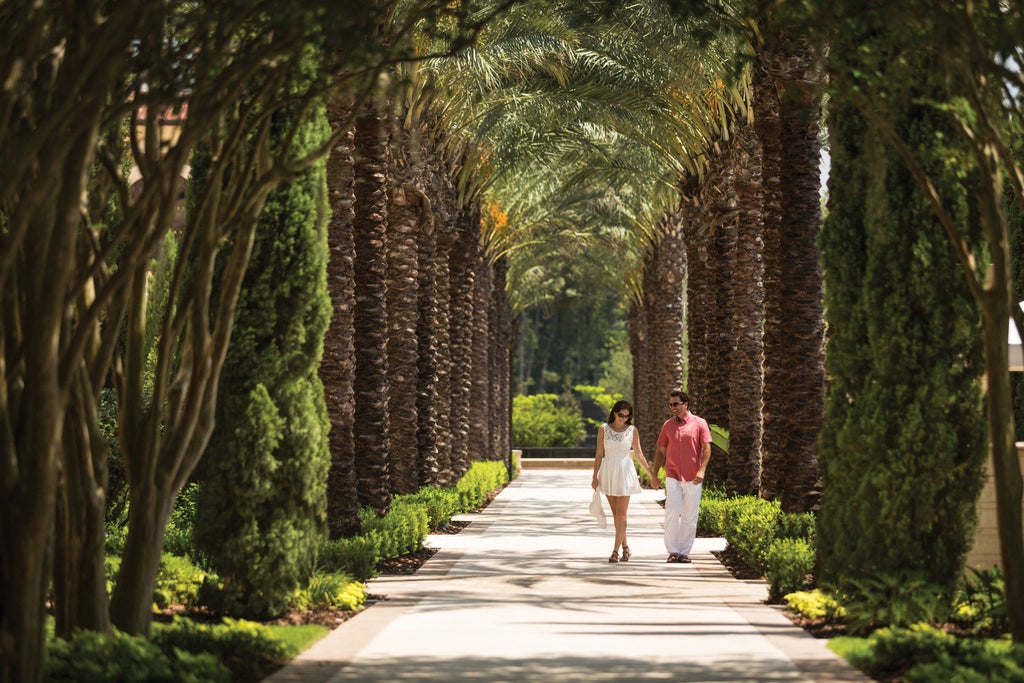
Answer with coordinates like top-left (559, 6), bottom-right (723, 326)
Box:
top-left (607, 400), bottom-right (633, 425)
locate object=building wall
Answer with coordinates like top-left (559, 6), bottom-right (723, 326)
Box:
top-left (966, 444), bottom-right (1024, 570)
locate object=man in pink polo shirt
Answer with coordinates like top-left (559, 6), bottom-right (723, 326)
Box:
top-left (652, 390), bottom-right (712, 563)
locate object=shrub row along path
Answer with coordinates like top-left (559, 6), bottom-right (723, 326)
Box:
top-left (264, 469), bottom-right (872, 683)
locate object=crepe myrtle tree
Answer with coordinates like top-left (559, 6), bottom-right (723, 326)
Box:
top-left (0, 2), bottom-right (526, 680)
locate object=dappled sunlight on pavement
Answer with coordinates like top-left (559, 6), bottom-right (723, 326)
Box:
top-left (264, 470), bottom-right (872, 683)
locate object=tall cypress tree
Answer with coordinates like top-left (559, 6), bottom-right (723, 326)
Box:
top-left (193, 85), bottom-right (332, 618)
top-left (818, 11), bottom-right (987, 595)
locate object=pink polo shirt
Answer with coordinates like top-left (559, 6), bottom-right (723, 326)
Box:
top-left (657, 414), bottom-right (711, 482)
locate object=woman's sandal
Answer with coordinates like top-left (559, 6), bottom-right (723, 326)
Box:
top-left (609, 550), bottom-right (619, 563)
top-left (621, 546), bottom-right (631, 562)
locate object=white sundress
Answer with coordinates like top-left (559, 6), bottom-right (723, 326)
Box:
top-left (597, 424), bottom-right (643, 496)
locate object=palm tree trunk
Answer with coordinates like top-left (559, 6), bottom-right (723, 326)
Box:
top-left (756, 29), bottom-right (826, 512)
top-left (471, 253), bottom-right (494, 460)
top-left (490, 256), bottom-right (513, 469)
top-left (430, 162), bottom-right (455, 485)
top-left (322, 100), bottom-right (361, 537)
top-left (352, 99), bottom-right (392, 515)
top-left (699, 154), bottom-right (734, 437)
top-left (629, 298), bottom-right (652, 449)
top-left (448, 203), bottom-right (479, 480)
top-left (386, 112), bottom-right (422, 496)
top-left (725, 123), bottom-right (765, 497)
top-left (684, 174), bottom-right (721, 485)
top-left (639, 212), bottom-right (686, 454)
top-left (414, 183), bottom-right (441, 487)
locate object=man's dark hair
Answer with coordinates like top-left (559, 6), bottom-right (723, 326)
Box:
top-left (670, 390), bottom-right (688, 403)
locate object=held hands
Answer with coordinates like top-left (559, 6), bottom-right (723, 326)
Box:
top-left (646, 464), bottom-right (660, 490)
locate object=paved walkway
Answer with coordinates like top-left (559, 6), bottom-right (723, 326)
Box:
top-left (265, 469), bottom-right (873, 683)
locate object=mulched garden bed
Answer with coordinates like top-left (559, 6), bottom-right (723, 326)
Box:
top-left (278, 487), bottom-right (504, 627)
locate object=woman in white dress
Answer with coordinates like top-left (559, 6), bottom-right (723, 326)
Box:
top-left (591, 400), bottom-right (659, 562)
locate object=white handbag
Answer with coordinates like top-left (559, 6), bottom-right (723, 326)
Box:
top-left (589, 489), bottom-right (607, 528)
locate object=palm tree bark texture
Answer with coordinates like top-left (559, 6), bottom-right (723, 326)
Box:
top-left (321, 99), bottom-right (362, 538)
top-left (470, 253), bottom-right (495, 460)
top-left (723, 123), bottom-right (766, 498)
top-left (636, 212), bottom-right (686, 456)
top-left (386, 110), bottom-right (424, 496)
top-left (754, 25), bottom-right (826, 512)
top-left (448, 203), bottom-right (480, 480)
top-left (428, 152), bottom-right (457, 485)
top-left (352, 98), bottom-right (393, 515)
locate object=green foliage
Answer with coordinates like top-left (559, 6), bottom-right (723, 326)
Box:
top-left (817, 12), bottom-right (988, 598)
top-left (765, 538), bottom-right (814, 602)
top-left (696, 485), bottom-right (728, 536)
top-left (596, 325), bottom-right (634, 399)
top-left (708, 424), bottom-right (729, 454)
top-left (825, 635), bottom-right (876, 671)
top-left (104, 555), bottom-right (121, 598)
top-left (865, 624), bottom-right (1024, 683)
top-left (104, 515), bottom-right (128, 557)
top-left (785, 590), bottom-right (846, 621)
top-left (317, 534), bottom-right (382, 583)
top-left (396, 488), bottom-right (461, 528)
top-left (513, 285), bottom-right (627, 394)
top-left (192, 90), bottom-right (332, 620)
top-left (290, 572), bottom-right (366, 612)
top-left (105, 554), bottom-right (205, 611)
top-left (707, 493), bottom-right (816, 603)
top-left (950, 567), bottom-right (1008, 636)
top-left (720, 496), bottom-right (782, 574)
top-left (573, 384), bottom-right (622, 427)
top-left (455, 461), bottom-right (509, 510)
top-left (99, 387), bottom-right (127, 525)
top-left (152, 617), bottom-right (294, 683)
top-left (153, 554), bottom-right (206, 610)
top-left (512, 393), bottom-right (586, 447)
top-left (837, 572), bottom-right (952, 636)
top-left (164, 483), bottom-right (199, 559)
top-left (45, 628), bottom-right (229, 683)
top-left (262, 624), bottom-right (327, 656)
top-left (775, 511), bottom-right (816, 541)
top-left (361, 502), bottom-right (429, 558)
top-left (317, 462), bottom-right (509, 582)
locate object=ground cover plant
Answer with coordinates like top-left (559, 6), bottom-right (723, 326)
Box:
top-left (47, 462), bottom-right (511, 681)
top-left (704, 491), bottom-right (1018, 681)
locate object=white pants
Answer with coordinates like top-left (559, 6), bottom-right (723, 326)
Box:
top-left (664, 477), bottom-right (702, 556)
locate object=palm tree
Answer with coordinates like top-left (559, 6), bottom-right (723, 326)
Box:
top-left (696, 123), bottom-right (764, 496)
top-left (386, 99), bottom-right (424, 496)
top-left (414, 162), bottom-right (442, 486)
top-left (321, 99), bottom-right (363, 537)
top-left (418, 2), bottom-right (752, 489)
top-left (471, 241), bottom-right (495, 461)
top-left (490, 256), bottom-right (514, 467)
top-left (724, 121), bottom-right (766, 497)
top-left (752, 19), bottom-right (825, 512)
top-left (426, 147), bottom-right (457, 485)
top-left (352, 96), bottom-right (392, 515)
top-left (448, 202), bottom-right (479, 479)
top-left (638, 211), bottom-right (687, 452)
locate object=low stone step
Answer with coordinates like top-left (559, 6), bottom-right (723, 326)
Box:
top-left (520, 458), bottom-right (592, 470)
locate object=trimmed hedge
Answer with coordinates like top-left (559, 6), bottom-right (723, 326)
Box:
top-left (318, 461), bottom-right (509, 581)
